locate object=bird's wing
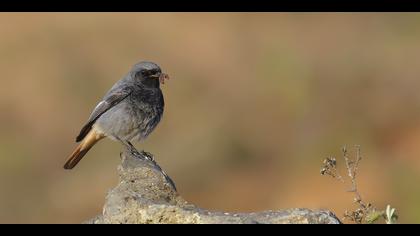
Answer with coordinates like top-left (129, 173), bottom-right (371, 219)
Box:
top-left (76, 87), bottom-right (132, 142)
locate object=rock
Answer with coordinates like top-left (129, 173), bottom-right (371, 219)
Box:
top-left (85, 148), bottom-right (341, 224)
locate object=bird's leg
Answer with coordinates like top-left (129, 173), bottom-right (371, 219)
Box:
top-left (126, 141), bottom-right (137, 152)
top-left (117, 138), bottom-right (141, 157)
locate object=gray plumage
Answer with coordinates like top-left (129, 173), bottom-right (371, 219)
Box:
top-left (64, 61), bottom-right (168, 169)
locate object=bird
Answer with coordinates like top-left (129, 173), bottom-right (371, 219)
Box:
top-left (64, 61), bottom-right (170, 169)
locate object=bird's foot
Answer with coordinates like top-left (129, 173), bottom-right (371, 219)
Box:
top-left (126, 145), bottom-right (155, 163)
top-left (139, 150), bottom-right (155, 162)
top-left (128, 147), bottom-right (149, 161)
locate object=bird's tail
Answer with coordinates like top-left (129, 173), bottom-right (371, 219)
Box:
top-left (64, 128), bottom-right (105, 169)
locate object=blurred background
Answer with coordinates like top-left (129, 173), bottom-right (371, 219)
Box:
top-left (0, 13), bottom-right (420, 223)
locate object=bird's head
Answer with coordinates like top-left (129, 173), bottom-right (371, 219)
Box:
top-left (131, 61), bottom-right (170, 88)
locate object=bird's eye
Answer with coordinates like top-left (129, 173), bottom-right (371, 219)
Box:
top-left (141, 70), bottom-right (148, 76)
top-left (137, 69), bottom-right (160, 79)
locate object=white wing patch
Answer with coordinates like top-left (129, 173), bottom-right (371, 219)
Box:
top-left (94, 101), bottom-right (105, 111)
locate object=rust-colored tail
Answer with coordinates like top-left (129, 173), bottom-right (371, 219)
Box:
top-left (64, 128), bottom-right (105, 169)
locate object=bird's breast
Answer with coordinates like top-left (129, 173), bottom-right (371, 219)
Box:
top-left (95, 92), bottom-right (163, 142)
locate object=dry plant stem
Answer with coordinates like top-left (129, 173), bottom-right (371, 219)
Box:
top-left (322, 146), bottom-right (395, 224)
top-left (342, 145), bottom-right (362, 202)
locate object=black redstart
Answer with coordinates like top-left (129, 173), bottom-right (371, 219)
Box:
top-left (64, 61), bottom-right (169, 169)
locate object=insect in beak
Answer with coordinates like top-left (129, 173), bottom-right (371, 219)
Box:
top-left (158, 73), bottom-right (170, 84)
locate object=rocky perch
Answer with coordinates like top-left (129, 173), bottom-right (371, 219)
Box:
top-left (85, 148), bottom-right (341, 224)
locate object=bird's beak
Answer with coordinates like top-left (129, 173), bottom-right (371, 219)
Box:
top-left (158, 73), bottom-right (170, 84)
